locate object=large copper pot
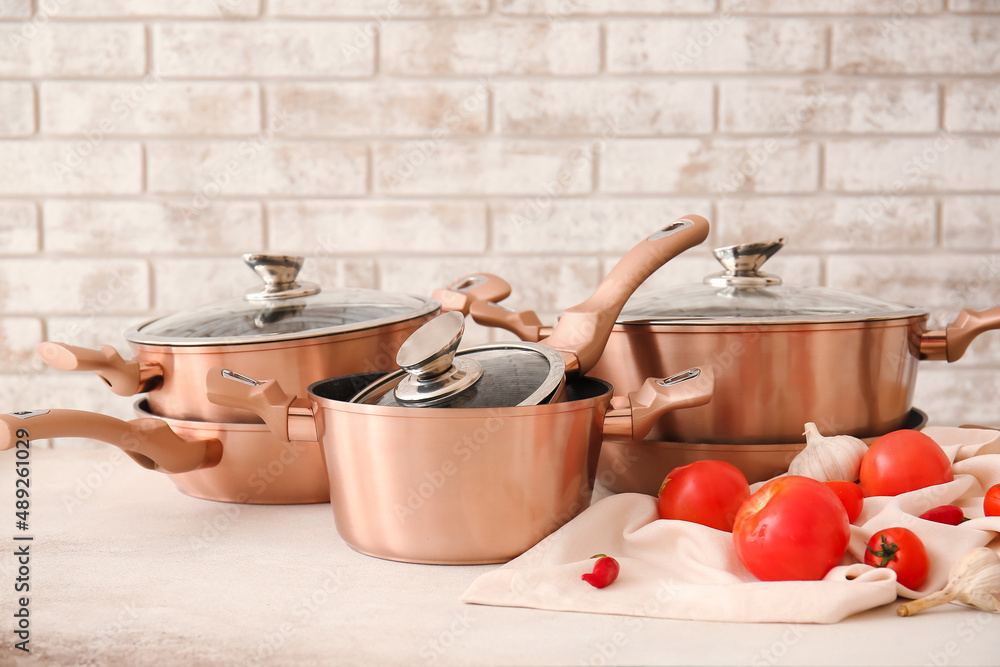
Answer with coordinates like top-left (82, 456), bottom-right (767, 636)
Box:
top-left (472, 238), bottom-right (1000, 445)
top-left (37, 254), bottom-right (509, 424)
top-left (0, 401), bottom-right (329, 504)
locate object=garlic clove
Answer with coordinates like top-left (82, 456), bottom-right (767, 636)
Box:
top-left (897, 547), bottom-right (1000, 617)
top-left (787, 422), bottom-right (868, 482)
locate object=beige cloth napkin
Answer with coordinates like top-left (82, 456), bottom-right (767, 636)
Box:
top-left (462, 427), bottom-right (1000, 623)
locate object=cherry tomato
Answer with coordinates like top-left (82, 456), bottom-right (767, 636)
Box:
top-left (824, 480), bottom-right (864, 523)
top-left (859, 430), bottom-right (953, 497)
top-left (657, 460), bottom-right (751, 532)
top-left (864, 527), bottom-right (929, 590)
top-left (985, 484), bottom-right (1000, 517)
top-left (732, 476), bottom-right (850, 581)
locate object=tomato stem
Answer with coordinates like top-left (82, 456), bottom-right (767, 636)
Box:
top-left (867, 534), bottom-right (899, 568)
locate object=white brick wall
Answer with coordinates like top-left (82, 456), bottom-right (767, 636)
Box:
top-left (1, 2), bottom-right (1000, 442)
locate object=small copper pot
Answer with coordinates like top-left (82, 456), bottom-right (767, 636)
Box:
top-left (0, 402), bottom-right (329, 504)
top-left (205, 367), bottom-right (713, 564)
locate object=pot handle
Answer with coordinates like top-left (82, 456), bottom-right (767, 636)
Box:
top-left (468, 301), bottom-right (547, 342)
top-left (37, 342), bottom-right (162, 396)
top-left (0, 409), bottom-right (222, 474)
top-left (542, 215), bottom-right (711, 375)
top-left (205, 368), bottom-right (297, 442)
top-left (934, 306), bottom-right (1000, 362)
top-left (603, 367), bottom-right (715, 441)
top-left (433, 273), bottom-right (513, 316)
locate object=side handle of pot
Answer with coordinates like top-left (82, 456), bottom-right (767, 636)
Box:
top-left (603, 367), bottom-right (714, 441)
top-left (0, 409), bottom-right (222, 474)
top-left (921, 305), bottom-right (1000, 362)
top-left (542, 215), bottom-right (710, 375)
top-left (37, 342), bottom-right (162, 396)
top-left (205, 368), bottom-right (313, 443)
top-left (432, 273), bottom-right (513, 316)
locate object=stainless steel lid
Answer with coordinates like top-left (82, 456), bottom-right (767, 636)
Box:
top-left (617, 238), bottom-right (927, 326)
top-left (351, 311), bottom-right (565, 408)
top-left (127, 254), bottom-right (439, 346)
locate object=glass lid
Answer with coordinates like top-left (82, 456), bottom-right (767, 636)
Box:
top-left (617, 238), bottom-right (927, 325)
top-left (351, 311), bottom-right (565, 409)
top-left (128, 254), bottom-right (439, 346)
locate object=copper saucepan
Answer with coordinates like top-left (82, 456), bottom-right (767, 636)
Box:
top-left (37, 254), bottom-right (511, 424)
top-left (206, 364), bottom-right (712, 564)
top-left (473, 237), bottom-right (1000, 444)
top-left (0, 402), bottom-right (329, 504)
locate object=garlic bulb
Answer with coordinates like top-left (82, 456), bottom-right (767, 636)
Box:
top-left (898, 547), bottom-right (1000, 617)
top-left (787, 422), bottom-right (868, 482)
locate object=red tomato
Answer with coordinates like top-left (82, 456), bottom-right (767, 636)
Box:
top-left (824, 480), bottom-right (864, 523)
top-left (732, 476), bottom-right (850, 581)
top-left (985, 484), bottom-right (1000, 517)
top-left (859, 430), bottom-right (953, 497)
top-left (864, 527), bottom-right (929, 590)
top-left (657, 460), bottom-right (750, 532)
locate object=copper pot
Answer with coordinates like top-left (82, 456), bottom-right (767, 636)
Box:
top-left (204, 367), bottom-right (712, 564)
top-left (472, 238), bottom-right (1000, 444)
top-left (0, 402), bottom-right (329, 504)
top-left (37, 254), bottom-right (510, 424)
top-left (596, 408), bottom-right (930, 492)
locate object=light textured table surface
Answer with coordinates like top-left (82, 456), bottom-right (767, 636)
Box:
top-left (2, 449), bottom-right (999, 667)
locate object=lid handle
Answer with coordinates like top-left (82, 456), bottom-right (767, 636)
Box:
top-left (707, 238), bottom-right (785, 287)
top-left (393, 311), bottom-right (483, 404)
top-left (243, 253), bottom-right (321, 301)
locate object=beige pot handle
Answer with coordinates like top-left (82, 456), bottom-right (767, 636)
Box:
top-left (205, 368), bottom-right (297, 442)
top-left (0, 409), bottom-right (222, 474)
top-left (37, 342), bottom-right (162, 396)
top-left (542, 214), bottom-right (710, 375)
top-left (946, 306), bottom-right (1000, 362)
top-left (432, 273), bottom-right (513, 316)
top-left (468, 301), bottom-right (547, 342)
top-left (603, 367), bottom-right (715, 441)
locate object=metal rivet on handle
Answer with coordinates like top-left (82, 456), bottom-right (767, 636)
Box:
top-left (657, 368), bottom-right (701, 387)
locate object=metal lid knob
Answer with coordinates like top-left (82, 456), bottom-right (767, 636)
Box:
top-left (243, 253), bottom-right (322, 301)
top-left (393, 311), bottom-right (484, 405)
top-left (705, 238), bottom-right (785, 288)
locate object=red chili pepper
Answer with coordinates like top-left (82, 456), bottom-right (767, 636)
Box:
top-left (918, 505), bottom-right (966, 525)
top-left (582, 554), bottom-right (620, 589)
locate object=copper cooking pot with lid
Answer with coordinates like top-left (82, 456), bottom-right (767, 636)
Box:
top-left (37, 253), bottom-right (509, 423)
top-left (469, 237), bottom-right (1000, 444)
top-left (588, 237), bottom-right (1000, 444)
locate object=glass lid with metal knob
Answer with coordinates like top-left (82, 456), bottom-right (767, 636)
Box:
top-left (617, 238), bottom-right (927, 325)
top-left (127, 253), bottom-right (439, 346)
top-left (351, 311), bottom-right (567, 409)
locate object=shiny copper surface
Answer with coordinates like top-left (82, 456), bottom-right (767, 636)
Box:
top-left (589, 317), bottom-right (929, 444)
top-left (597, 408), bottom-right (930, 493)
top-left (310, 378), bottom-right (611, 564)
top-left (133, 316), bottom-right (434, 423)
top-left (135, 401), bottom-right (329, 504)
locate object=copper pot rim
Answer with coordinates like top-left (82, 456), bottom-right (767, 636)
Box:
top-left (125, 308), bottom-right (441, 352)
top-left (609, 313), bottom-right (930, 334)
top-left (308, 374), bottom-right (614, 419)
